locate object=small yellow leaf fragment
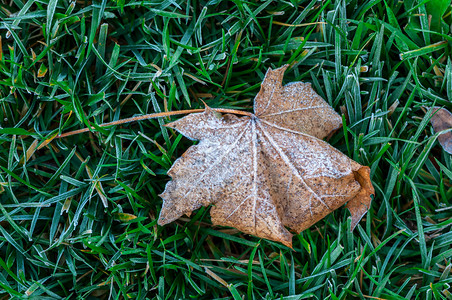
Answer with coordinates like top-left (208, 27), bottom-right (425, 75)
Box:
top-left (114, 213), bottom-right (138, 222)
top-left (31, 48), bottom-right (36, 61)
top-left (38, 63), bottom-right (48, 78)
top-left (61, 197), bottom-right (72, 214)
top-left (25, 282), bottom-right (39, 296)
top-left (38, 132), bottom-right (59, 150)
top-left (25, 139), bottom-right (39, 163)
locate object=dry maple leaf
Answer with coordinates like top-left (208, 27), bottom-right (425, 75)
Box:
top-left (430, 107), bottom-right (452, 154)
top-left (158, 65), bottom-right (374, 248)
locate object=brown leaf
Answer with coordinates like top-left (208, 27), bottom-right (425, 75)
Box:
top-left (158, 65), bottom-right (374, 248)
top-left (430, 107), bottom-right (452, 154)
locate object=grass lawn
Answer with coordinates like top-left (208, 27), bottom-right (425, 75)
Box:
top-left (1, 0), bottom-right (452, 299)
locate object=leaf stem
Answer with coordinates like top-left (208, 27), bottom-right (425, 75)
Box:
top-left (56, 108), bottom-right (253, 139)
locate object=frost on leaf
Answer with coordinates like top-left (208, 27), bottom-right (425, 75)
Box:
top-left (158, 65), bottom-right (374, 248)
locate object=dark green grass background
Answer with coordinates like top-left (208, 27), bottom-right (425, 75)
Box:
top-left (1, 0), bottom-right (452, 299)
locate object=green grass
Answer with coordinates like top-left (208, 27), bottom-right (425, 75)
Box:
top-left (1, 0), bottom-right (452, 299)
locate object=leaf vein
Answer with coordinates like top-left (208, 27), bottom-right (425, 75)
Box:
top-left (256, 120), bottom-right (330, 211)
top-left (261, 105), bottom-right (331, 118)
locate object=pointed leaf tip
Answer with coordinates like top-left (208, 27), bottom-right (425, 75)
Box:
top-left (346, 166), bottom-right (374, 231)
